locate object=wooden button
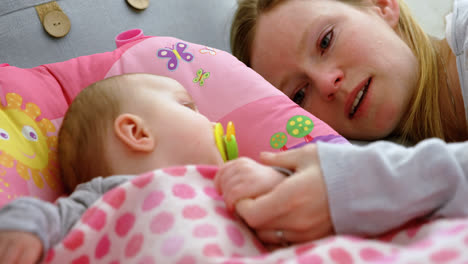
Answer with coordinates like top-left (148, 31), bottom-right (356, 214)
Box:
top-left (127, 0), bottom-right (149, 10)
top-left (43, 11), bottom-right (71, 38)
top-left (35, 2), bottom-right (71, 38)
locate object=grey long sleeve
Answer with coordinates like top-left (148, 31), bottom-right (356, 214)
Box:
top-left (318, 138), bottom-right (468, 236)
top-left (0, 175), bottom-right (131, 253)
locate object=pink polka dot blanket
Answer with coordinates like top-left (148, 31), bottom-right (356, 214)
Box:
top-left (0, 29), bottom-right (347, 207)
top-left (44, 166), bottom-right (468, 264)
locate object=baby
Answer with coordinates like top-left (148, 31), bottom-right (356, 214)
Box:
top-left (0, 73), bottom-right (285, 264)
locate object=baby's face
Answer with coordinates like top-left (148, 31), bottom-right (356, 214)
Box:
top-left (127, 74), bottom-right (224, 167)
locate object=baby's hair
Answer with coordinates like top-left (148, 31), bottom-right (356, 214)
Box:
top-left (58, 75), bottom-right (126, 192)
top-left (231, 0), bottom-right (465, 143)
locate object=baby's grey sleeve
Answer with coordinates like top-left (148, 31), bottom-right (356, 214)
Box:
top-left (317, 138), bottom-right (468, 236)
top-left (0, 197), bottom-right (64, 252)
top-left (56, 175), bottom-right (132, 239)
top-left (0, 175), bottom-right (131, 252)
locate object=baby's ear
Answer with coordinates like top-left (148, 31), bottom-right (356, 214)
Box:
top-left (114, 114), bottom-right (155, 152)
top-left (372, 0), bottom-right (399, 28)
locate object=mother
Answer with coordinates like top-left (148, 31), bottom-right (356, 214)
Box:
top-left (215, 0), bottom-right (468, 246)
top-left (232, 0), bottom-right (467, 143)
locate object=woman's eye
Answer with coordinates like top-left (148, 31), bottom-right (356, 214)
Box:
top-left (292, 87), bottom-right (306, 106)
top-left (319, 30), bottom-right (333, 51)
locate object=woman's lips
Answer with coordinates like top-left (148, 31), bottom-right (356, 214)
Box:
top-left (346, 77), bottom-right (372, 119)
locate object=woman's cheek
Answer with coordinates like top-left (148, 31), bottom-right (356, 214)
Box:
top-left (374, 103), bottom-right (400, 136)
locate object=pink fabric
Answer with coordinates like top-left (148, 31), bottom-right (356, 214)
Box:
top-left (115, 28), bottom-right (145, 48)
top-left (0, 33), bottom-right (347, 206)
top-left (104, 36), bottom-right (348, 159)
top-left (0, 40), bottom-right (143, 205)
top-left (46, 166), bottom-right (468, 264)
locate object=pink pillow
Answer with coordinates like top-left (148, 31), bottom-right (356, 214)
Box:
top-left (0, 29), bottom-right (348, 206)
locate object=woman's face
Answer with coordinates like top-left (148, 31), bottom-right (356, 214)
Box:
top-left (251, 0), bottom-right (419, 140)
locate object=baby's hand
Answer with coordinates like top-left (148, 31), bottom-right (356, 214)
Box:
top-left (0, 231), bottom-right (43, 264)
top-left (215, 157), bottom-right (286, 211)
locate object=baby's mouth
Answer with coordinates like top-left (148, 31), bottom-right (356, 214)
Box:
top-left (214, 122), bottom-right (238, 162)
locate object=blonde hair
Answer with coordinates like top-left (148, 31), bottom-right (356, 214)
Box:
top-left (231, 0), bottom-right (464, 143)
top-left (58, 76), bottom-right (124, 192)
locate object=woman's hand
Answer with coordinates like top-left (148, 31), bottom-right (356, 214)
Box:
top-left (215, 157), bottom-right (286, 211)
top-left (235, 144), bottom-right (335, 245)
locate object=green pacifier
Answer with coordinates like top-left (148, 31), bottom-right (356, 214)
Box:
top-left (214, 121), bottom-right (239, 162)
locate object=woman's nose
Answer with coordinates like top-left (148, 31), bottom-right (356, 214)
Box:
top-left (311, 68), bottom-right (343, 101)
